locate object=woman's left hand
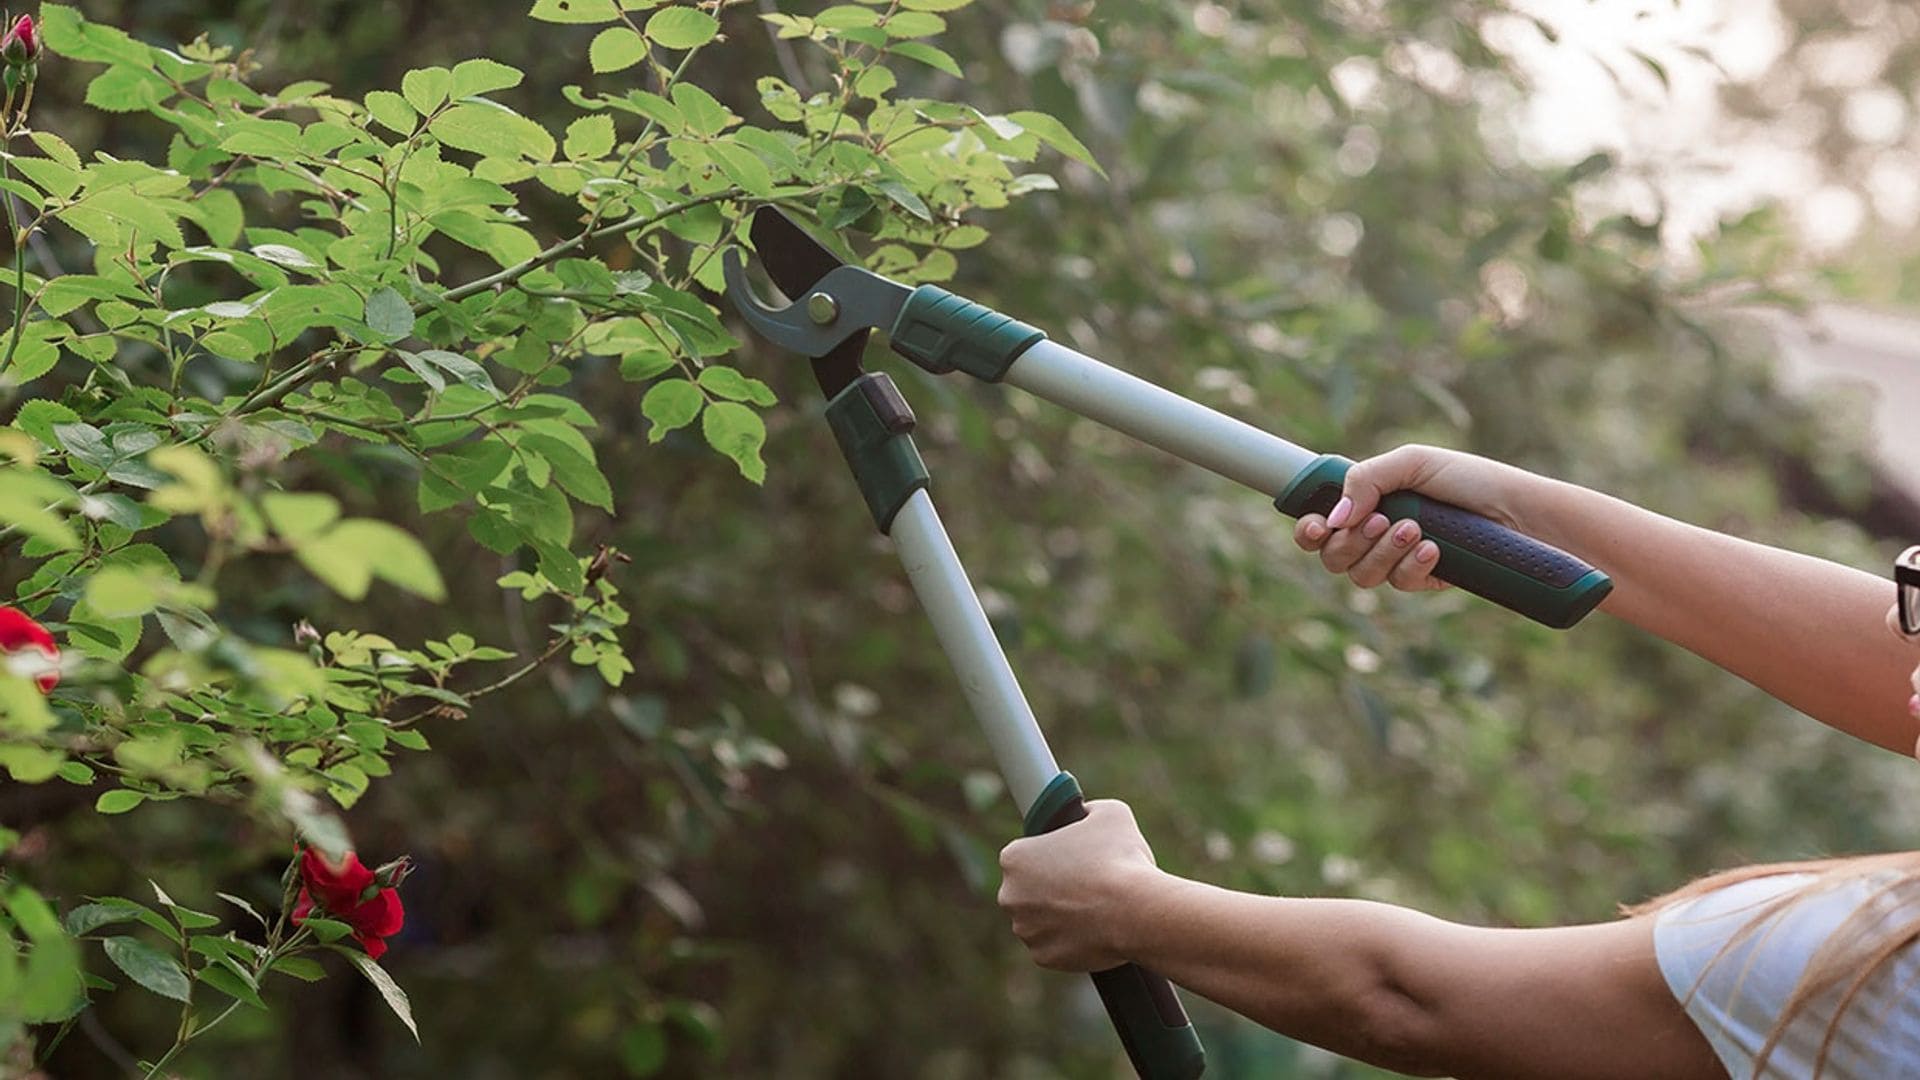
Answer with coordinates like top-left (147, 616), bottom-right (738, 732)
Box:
top-left (997, 799), bottom-right (1162, 972)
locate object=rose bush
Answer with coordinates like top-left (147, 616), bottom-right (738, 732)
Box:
top-left (0, 0), bottom-right (1081, 1070)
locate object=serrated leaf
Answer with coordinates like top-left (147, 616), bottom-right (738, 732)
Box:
top-left (642, 380), bottom-right (702, 441)
top-left (196, 965), bottom-right (266, 1010)
top-left (590, 26), bottom-right (650, 73)
top-left (401, 66), bottom-right (452, 114)
top-left (521, 433), bottom-right (613, 511)
top-left (696, 366), bottom-right (776, 406)
top-left (343, 948), bottom-right (420, 1042)
top-left (702, 402), bottom-right (767, 484)
top-left (529, 0), bottom-right (620, 22)
top-left (1005, 110), bottom-right (1104, 176)
top-left (645, 6), bottom-right (719, 49)
top-left (365, 90), bottom-right (417, 135)
top-left (565, 114), bottom-right (617, 161)
top-left (102, 936), bottom-right (191, 1002)
top-left (450, 58), bottom-right (524, 98)
top-left (431, 103), bottom-right (557, 163)
top-left (365, 287), bottom-right (416, 343)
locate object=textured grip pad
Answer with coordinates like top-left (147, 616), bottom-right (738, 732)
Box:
top-left (1415, 499), bottom-right (1588, 589)
top-left (889, 285), bottom-right (1046, 382)
top-left (1276, 453), bottom-right (1612, 629)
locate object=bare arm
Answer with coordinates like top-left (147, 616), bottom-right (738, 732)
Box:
top-left (1519, 473), bottom-right (1914, 752)
top-left (1300, 446), bottom-right (1917, 753)
top-left (999, 801), bottom-right (1725, 1080)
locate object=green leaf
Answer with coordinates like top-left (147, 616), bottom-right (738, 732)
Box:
top-left (642, 380), bottom-right (702, 442)
top-left (565, 115), bottom-right (617, 161)
top-left (669, 83), bottom-right (732, 137)
top-left (365, 90), bottom-right (417, 135)
top-left (270, 955), bottom-right (326, 982)
top-left (705, 142), bottom-right (771, 196)
top-left (299, 520), bottom-right (447, 601)
top-left (431, 103), bottom-right (557, 163)
top-left (343, 948), bottom-right (420, 1042)
top-left (64, 902), bottom-right (140, 936)
top-left (83, 566), bottom-right (160, 617)
top-left (702, 402), bottom-right (767, 484)
top-left (365, 287), bottom-right (417, 343)
top-left (645, 6), bottom-right (720, 49)
top-left (300, 917), bottom-right (353, 943)
top-left (528, 0), bottom-right (619, 23)
top-left (590, 26), bottom-right (650, 74)
top-left (251, 243), bottom-right (321, 271)
top-left (521, 434), bottom-right (614, 511)
top-left (102, 936), bottom-right (191, 1002)
top-left (450, 58), bottom-right (524, 98)
top-left (1006, 110), bottom-right (1105, 176)
top-left (881, 10), bottom-right (946, 37)
top-left (196, 965), bottom-right (266, 1010)
top-left (401, 66), bottom-right (452, 114)
top-left (696, 365), bottom-right (777, 406)
top-left (262, 491), bottom-right (342, 542)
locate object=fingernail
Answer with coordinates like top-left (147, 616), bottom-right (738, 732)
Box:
top-left (1304, 521), bottom-right (1325, 541)
top-left (1392, 522), bottom-right (1417, 546)
top-left (1327, 497), bottom-right (1353, 528)
top-left (1416, 542), bottom-right (1438, 563)
top-left (1362, 514), bottom-right (1389, 540)
top-left (1910, 694), bottom-right (1919, 719)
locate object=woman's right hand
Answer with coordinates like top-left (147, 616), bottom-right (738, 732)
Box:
top-left (1291, 444), bottom-right (1530, 593)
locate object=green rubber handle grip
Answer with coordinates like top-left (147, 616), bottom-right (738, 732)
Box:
top-left (1023, 772), bottom-right (1206, 1080)
top-left (1275, 453), bottom-right (1612, 630)
top-left (888, 284), bottom-right (1047, 382)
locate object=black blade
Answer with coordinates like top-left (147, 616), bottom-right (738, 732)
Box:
top-left (747, 208), bottom-right (865, 398)
top-left (750, 208), bottom-right (844, 301)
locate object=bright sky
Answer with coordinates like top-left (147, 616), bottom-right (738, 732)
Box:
top-left (1492, 0), bottom-right (1896, 259)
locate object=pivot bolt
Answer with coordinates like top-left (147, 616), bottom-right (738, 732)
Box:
top-left (806, 291), bottom-right (839, 325)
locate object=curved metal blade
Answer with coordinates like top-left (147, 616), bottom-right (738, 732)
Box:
top-left (750, 207), bottom-right (846, 300)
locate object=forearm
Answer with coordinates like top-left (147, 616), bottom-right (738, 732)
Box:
top-left (1115, 872), bottom-right (1447, 1075)
top-left (1512, 472), bottom-right (1914, 751)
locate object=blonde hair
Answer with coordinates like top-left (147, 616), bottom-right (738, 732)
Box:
top-left (1625, 851), bottom-right (1920, 1078)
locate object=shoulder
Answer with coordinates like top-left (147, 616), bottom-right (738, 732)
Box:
top-left (1654, 869), bottom-right (1920, 1078)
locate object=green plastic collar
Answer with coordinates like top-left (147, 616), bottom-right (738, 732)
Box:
top-left (824, 374), bottom-right (930, 534)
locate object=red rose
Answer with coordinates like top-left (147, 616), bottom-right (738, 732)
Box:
top-left (1, 14), bottom-right (36, 64)
top-left (0, 606), bottom-right (59, 693)
top-left (291, 846), bottom-right (407, 960)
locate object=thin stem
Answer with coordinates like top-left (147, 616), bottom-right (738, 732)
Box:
top-left (2, 139), bottom-right (27, 373)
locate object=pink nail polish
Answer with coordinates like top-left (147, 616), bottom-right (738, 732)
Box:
top-left (1362, 514), bottom-right (1389, 539)
top-left (1911, 694), bottom-right (1919, 719)
top-left (1328, 497), bottom-right (1352, 528)
top-left (1393, 522), bottom-right (1416, 546)
top-left (1416, 543), bottom-right (1438, 563)
top-left (1304, 522), bottom-right (1324, 541)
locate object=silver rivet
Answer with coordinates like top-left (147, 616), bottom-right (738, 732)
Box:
top-left (806, 292), bottom-right (839, 325)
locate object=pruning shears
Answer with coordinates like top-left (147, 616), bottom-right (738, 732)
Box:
top-left (723, 207), bottom-right (1612, 1080)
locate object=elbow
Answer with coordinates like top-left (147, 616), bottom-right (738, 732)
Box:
top-left (1335, 977), bottom-right (1453, 1078)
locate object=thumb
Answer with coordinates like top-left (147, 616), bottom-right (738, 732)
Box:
top-left (1329, 445), bottom-right (1444, 528)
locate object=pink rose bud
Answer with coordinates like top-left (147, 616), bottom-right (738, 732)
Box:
top-left (2, 14), bottom-right (37, 65)
top-left (373, 855), bottom-right (413, 889)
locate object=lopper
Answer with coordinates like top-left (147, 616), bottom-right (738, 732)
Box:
top-left (723, 207), bottom-right (1612, 1080)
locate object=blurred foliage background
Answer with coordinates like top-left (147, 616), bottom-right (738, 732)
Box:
top-left (8, 0), bottom-right (1920, 1076)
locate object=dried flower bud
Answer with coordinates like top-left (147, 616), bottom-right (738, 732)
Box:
top-left (292, 619), bottom-right (321, 647)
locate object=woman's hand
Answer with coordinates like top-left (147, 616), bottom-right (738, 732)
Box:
top-left (1292, 444), bottom-right (1534, 592)
top-left (997, 800), bottom-right (1163, 972)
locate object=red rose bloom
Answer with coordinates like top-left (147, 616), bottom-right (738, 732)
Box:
top-left (291, 846), bottom-right (406, 960)
top-left (0, 605), bottom-right (59, 693)
top-left (1, 14), bottom-right (36, 63)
